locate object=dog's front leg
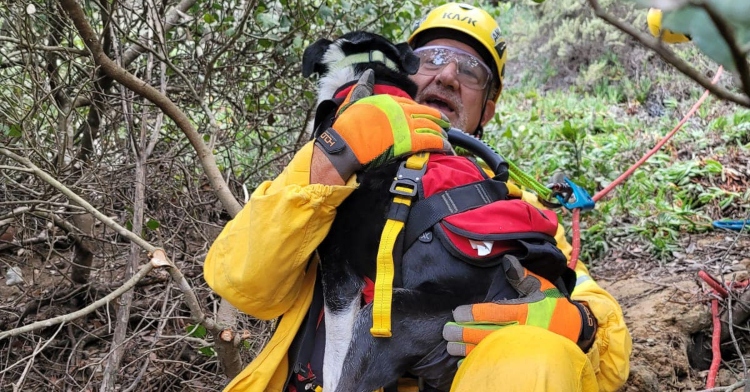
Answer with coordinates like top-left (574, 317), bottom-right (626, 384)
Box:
top-left (321, 269), bottom-right (365, 392)
top-left (323, 296), bottom-right (360, 392)
top-left (334, 289), bottom-right (462, 392)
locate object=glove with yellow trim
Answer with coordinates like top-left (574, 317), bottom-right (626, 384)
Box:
top-left (443, 255), bottom-right (597, 357)
top-left (315, 87), bottom-right (451, 183)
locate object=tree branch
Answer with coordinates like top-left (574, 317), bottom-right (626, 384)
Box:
top-left (586, 0), bottom-right (750, 108)
top-left (56, 0), bottom-right (242, 217)
top-left (695, 0), bottom-right (750, 99)
top-left (0, 148), bottom-right (220, 337)
top-left (0, 264), bottom-right (153, 340)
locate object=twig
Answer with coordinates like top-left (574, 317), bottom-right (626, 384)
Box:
top-left (120, 357), bottom-right (150, 392)
top-left (11, 337), bottom-right (41, 392)
top-left (2, 323), bottom-right (65, 375)
top-left (726, 295), bottom-right (749, 389)
top-left (585, 0), bottom-right (750, 108)
top-left (0, 148), bottom-right (153, 251)
top-left (0, 148), bottom-right (224, 336)
top-left (56, 0), bottom-right (242, 217)
top-left (694, 0), bottom-right (750, 99)
top-left (0, 263), bottom-right (154, 340)
top-left (698, 379), bottom-right (747, 391)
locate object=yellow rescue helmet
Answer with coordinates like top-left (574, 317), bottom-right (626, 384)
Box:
top-left (647, 8), bottom-right (691, 44)
top-left (408, 3), bottom-right (507, 102)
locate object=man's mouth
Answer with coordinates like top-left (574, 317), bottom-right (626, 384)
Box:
top-left (423, 96), bottom-right (456, 115)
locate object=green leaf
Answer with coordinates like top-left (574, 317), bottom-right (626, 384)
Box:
top-left (146, 219), bottom-right (160, 230)
top-left (203, 13), bottom-right (215, 24)
top-left (662, 5), bottom-right (748, 72)
top-left (501, 125), bottom-right (512, 138)
top-left (561, 120), bottom-right (577, 141)
top-left (186, 324), bottom-right (207, 339)
top-left (710, 0), bottom-right (750, 25)
top-left (198, 346), bottom-right (216, 357)
top-left (319, 5), bottom-right (333, 20)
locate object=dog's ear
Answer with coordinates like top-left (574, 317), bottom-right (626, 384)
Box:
top-left (302, 38), bottom-right (332, 78)
top-left (395, 42), bottom-right (420, 75)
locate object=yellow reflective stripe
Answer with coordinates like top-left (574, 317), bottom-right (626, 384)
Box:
top-left (372, 96), bottom-right (411, 156)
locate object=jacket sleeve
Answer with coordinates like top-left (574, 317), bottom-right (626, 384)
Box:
top-left (571, 263), bottom-right (632, 391)
top-left (203, 141), bottom-right (357, 320)
top-left (520, 188), bottom-right (632, 391)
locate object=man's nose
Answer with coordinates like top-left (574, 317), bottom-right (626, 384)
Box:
top-left (435, 61), bottom-right (460, 91)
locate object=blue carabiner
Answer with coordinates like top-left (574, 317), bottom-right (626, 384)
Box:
top-left (556, 177), bottom-right (595, 211)
top-left (712, 220), bottom-right (750, 231)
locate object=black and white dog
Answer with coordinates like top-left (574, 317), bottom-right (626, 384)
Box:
top-left (303, 32), bottom-right (569, 392)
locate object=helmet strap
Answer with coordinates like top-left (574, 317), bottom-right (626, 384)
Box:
top-left (474, 85), bottom-right (492, 139)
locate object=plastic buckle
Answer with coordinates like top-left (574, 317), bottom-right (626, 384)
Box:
top-left (389, 160), bottom-right (427, 197)
top-left (555, 178), bottom-right (595, 211)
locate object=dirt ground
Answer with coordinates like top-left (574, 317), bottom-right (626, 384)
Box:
top-left (2, 213), bottom-right (749, 391)
top-left (593, 232), bottom-right (750, 391)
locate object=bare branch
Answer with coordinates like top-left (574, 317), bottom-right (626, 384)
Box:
top-left (0, 148), bottom-right (153, 251)
top-left (119, 0), bottom-right (198, 67)
top-left (586, 0), bottom-right (750, 108)
top-left (57, 0), bottom-right (242, 216)
top-left (697, 379), bottom-right (747, 392)
top-left (0, 264), bottom-right (154, 340)
top-left (695, 0), bottom-right (750, 99)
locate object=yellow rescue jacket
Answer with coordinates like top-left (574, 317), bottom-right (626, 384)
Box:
top-left (204, 141), bottom-right (632, 391)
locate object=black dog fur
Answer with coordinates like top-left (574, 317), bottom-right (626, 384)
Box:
top-left (304, 31), bottom-right (519, 392)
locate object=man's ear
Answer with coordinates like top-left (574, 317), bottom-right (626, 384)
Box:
top-left (302, 38), bottom-right (332, 77)
top-left (481, 99), bottom-right (496, 126)
top-left (395, 42), bottom-right (420, 75)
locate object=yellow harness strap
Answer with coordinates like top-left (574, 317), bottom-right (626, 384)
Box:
top-left (371, 153), bottom-right (430, 337)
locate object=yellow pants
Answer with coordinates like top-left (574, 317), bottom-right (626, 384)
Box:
top-left (450, 325), bottom-right (598, 392)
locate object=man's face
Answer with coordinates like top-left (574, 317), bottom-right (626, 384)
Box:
top-left (410, 38), bottom-right (496, 134)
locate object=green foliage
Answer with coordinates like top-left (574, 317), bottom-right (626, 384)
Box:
top-left (146, 219), bottom-right (160, 230)
top-left (503, 0), bottom-right (643, 92)
top-left (652, 1), bottom-right (750, 72)
top-left (486, 85), bottom-right (750, 262)
top-left (185, 324), bottom-right (217, 357)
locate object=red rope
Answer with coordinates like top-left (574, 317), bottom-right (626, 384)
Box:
top-left (567, 66), bottom-right (724, 270)
top-left (569, 209), bottom-right (581, 267)
top-left (698, 270), bottom-right (729, 298)
top-left (707, 296), bottom-right (721, 388)
top-left (697, 272), bottom-right (727, 388)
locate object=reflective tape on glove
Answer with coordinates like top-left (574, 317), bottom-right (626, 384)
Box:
top-left (316, 94), bottom-right (451, 181)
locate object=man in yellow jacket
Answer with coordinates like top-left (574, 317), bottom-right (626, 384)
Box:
top-left (204, 3), bottom-right (632, 391)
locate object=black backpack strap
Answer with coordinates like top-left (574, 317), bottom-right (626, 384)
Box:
top-left (404, 178), bottom-right (509, 249)
top-left (285, 262), bottom-right (325, 391)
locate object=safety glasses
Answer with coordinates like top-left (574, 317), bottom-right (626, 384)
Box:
top-left (413, 45), bottom-right (492, 91)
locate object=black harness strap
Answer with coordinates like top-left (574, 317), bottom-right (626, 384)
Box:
top-left (285, 264), bottom-right (325, 391)
top-left (403, 178), bottom-right (509, 249)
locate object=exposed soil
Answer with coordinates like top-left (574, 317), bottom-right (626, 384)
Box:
top-left (593, 232), bottom-right (750, 391)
